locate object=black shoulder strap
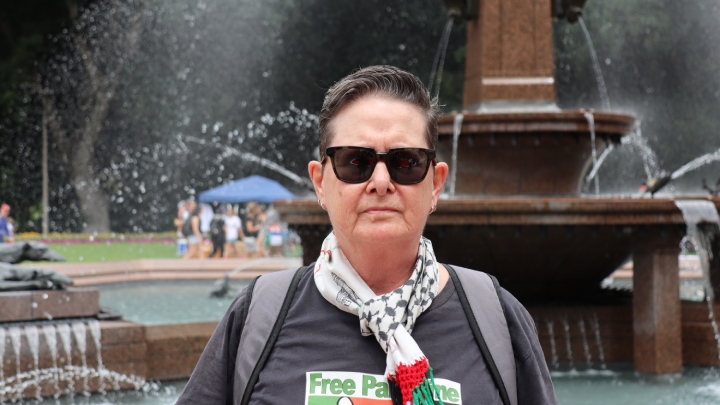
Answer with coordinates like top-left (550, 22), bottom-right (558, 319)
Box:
top-left (489, 274), bottom-right (508, 317)
top-left (237, 266), bottom-right (306, 405)
top-left (445, 264), bottom-right (513, 405)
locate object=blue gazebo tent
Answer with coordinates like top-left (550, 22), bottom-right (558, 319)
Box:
top-left (198, 175), bottom-right (296, 204)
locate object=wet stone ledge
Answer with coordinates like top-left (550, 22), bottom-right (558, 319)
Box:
top-left (0, 288), bottom-right (99, 323)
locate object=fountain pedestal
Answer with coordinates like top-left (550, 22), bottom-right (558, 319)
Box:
top-left (632, 242), bottom-right (682, 374)
top-left (461, 0), bottom-right (556, 108)
top-left (276, 197), bottom-right (720, 373)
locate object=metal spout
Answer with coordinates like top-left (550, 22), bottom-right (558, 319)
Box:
top-left (441, 0), bottom-right (479, 24)
top-left (552, 0), bottom-right (588, 23)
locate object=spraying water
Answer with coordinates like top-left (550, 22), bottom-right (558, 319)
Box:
top-left (583, 111), bottom-right (600, 195)
top-left (42, 324), bottom-right (61, 397)
top-left (577, 317), bottom-right (592, 368)
top-left (0, 320), bottom-right (147, 401)
top-left (428, 19), bottom-right (454, 100)
top-left (24, 325), bottom-right (42, 400)
top-left (560, 316), bottom-right (575, 369)
top-left (449, 113), bottom-right (464, 196)
top-left (577, 16), bottom-right (611, 111)
top-left (585, 144), bottom-right (614, 185)
top-left (88, 319), bottom-right (111, 392)
top-left (57, 323), bottom-right (74, 396)
top-left (9, 327), bottom-right (21, 382)
top-left (671, 148), bottom-right (720, 180)
top-left (220, 144), bottom-right (313, 190)
top-left (623, 121), bottom-right (663, 183)
top-left (182, 135), bottom-right (313, 190)
top-left (590, 311), bottom-right (607, 370)
top-left (544, 319), bottom-right (560, 369)
top-left (71, 321), bottom-right (90, 395)
top-left (675, 200), bottom-right (720, 362)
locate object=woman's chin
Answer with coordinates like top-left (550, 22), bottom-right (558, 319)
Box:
top-left (350, 223), bottom-right (416, 245)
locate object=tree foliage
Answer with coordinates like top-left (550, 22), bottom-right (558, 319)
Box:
top-left (4, 0), bottom-right (719, 233)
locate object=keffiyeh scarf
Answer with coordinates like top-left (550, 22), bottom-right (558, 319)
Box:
top-left (313, 232), bottom-right (442, 404)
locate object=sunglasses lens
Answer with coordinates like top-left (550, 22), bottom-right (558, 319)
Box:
top-left (333, 148), bottom-right (377, 182)
top-left (388, 149), bottom-right (430, 183)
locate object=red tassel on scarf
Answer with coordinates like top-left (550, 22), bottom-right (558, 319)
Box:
top-left (389, 357), bottom-right (430, 404)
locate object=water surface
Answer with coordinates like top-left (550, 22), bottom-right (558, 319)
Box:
top-left (98, 280), bottom-right (250, 325)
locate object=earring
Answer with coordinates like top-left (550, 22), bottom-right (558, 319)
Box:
top-left (430, 203), bottom-right (436, 214)
top-left (318, 198), bottom-right (326, 210)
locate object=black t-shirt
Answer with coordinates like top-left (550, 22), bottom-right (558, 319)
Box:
top-left (176, 266), bottom-right (557, 405)
top-left (244, 214), bottom-right (260, 238)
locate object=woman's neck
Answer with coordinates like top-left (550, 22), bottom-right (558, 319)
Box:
top-left (335, 236), bottom-right (419, 295)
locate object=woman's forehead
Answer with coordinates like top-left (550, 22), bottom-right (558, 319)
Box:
top-left (329, 96), bottom-right (427, 148)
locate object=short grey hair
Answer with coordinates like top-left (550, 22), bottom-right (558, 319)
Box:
top-left (318, 65), bottom-right (440, 161)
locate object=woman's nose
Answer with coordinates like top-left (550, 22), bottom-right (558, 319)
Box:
top-left (366, 161), bottom-right (395, 195)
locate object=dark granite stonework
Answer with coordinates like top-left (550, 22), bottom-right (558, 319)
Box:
top-left (632, 244), bottom-right (683, 374)
top-left (531, 302), bottom-right (720, 367)
top-left (145, 322), bottom-right (218, 380)
top-left (0, 287), bottom-right (99, 322)
top-left (435, 111), bottom-right (634, 196)
top-left (463, 0), bottom-right (555, 105)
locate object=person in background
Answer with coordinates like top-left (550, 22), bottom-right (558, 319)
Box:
top-left (0, 204), bottom-right (14, 243)
top-left (209, 213), bottom-right (226, 258)
top-left (175, 200), bottom-right (188, 237)
top-left (244, 202), bottom-right (265, 258)
top-left (267, 222), bottom-right (283, 257)
top-left (182, 202), bottom-right (204, 259)
top-left (7, 218), bottom-right (14, 241)
top-left (256, 204), bottom-right (268, 257)
top-left (223, 207), bottom-right (245, 258)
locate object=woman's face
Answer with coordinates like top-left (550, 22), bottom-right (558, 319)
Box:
top-left (310, 95), bottom-right (448, 248)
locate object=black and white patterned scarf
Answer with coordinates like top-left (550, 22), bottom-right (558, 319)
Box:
top-left (314, 231), bottom-right (441, 403)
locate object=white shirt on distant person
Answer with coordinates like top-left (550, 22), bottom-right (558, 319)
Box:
top-left (225, 215), bottom-right (242, 242)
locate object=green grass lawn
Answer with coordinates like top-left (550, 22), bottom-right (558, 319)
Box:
top-left (47, 242), bottom-right (179, 263)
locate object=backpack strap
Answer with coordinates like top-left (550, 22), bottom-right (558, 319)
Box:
top-left (445, 264), bottom-right (518, 405)
top-left (233, 266), bottom-right (307, 405)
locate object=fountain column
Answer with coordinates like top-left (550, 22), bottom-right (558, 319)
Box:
top-left (462, 0), bottom-right (555, 109)
top-left (632, 240), bottom-right (682, 374)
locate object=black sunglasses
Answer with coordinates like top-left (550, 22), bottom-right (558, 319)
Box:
top-left (324, 146), bottom-right (436, 184)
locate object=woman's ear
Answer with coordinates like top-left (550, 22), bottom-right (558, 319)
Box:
top-left (308, 160), bottom-right (324, 202)
top-left (431, 161), bottom-right (449, 202)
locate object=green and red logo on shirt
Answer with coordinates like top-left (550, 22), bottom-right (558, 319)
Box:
top-left (305, 371), bottom-right (462, 405)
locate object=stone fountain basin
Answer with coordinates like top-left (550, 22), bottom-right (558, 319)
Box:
top-left (437, 110), bottom-right (635, 195)
top-left (275, 196), bottom-right (720, 302)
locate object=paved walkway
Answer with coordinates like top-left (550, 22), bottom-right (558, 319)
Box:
top-left (35, 257), bottom-right (303, 286)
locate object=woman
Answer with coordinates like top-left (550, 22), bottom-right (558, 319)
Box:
top-left (182, 202), bottom-right (204, 259)
top-left (177, 66), bottom-right (556, 404)
top-left (243, 202), bottom-right (265, 258)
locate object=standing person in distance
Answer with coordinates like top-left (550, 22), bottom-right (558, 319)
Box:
top-left (0, 204), bottom-right (14, 243)
top-left (243, 202), bottom-right (264, 258)
top-left (182, 202), bottom-right (204, 259)
top-left (209, 212), bottom-right (226, 258)
top-left (224, 206), bottom-right (245, 258)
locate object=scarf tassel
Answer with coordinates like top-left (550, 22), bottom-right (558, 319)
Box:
top-left (390, 359), bottom-right (445, 405)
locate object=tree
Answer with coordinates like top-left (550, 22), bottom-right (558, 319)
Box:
top-left (35, 0), bottom-right (145, 232)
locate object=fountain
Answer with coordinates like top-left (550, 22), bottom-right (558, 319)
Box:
top-left (274, 0), bottom-right (720, 375)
